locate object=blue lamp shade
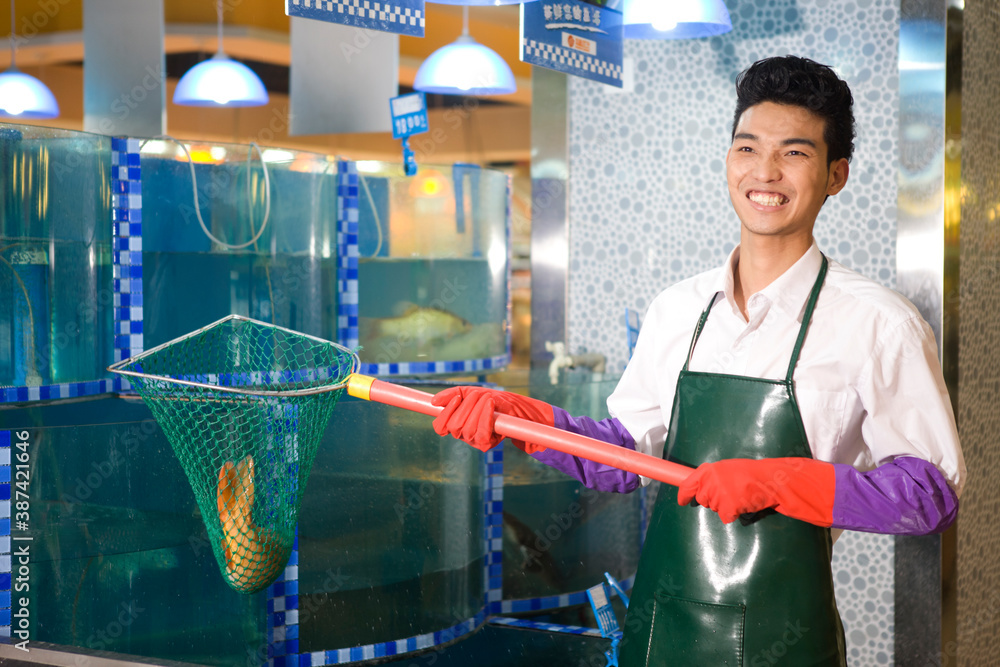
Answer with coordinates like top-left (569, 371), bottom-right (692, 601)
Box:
top-left (624, 0), bottom-right (732, 39)
top-left (414, 35), bottom-right (516, 96)
top-left (173, 54), bottom-right (269, 107)
top-left (0, 69), bottom-right (59, 119)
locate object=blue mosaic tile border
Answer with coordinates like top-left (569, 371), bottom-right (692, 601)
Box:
top-left (488, 616), bottom-right (603, 638)
top-left (0, 432), bottom-right (9, 640)
top-left (312, 612), bottom-right (486, 665)
top-left (484, 442), bottom-right (504, 613)
top-left (336, 161), bottom-right (359, 352)
top-left (0, 380), bottom-right (117, 404)
top-left (111, 136), bottom-right (144, 390)
top-left (266, 536), bottom-right (301, 665)
top-left (499, 574), bottom-right (636, 616)
top-left (357, 353), bottom-right (512, 377)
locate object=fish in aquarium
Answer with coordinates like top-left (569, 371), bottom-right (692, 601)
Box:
top-left (358, 303), bottom-right (507, 363)
top-left (362, 304), bottom-right (472, 343)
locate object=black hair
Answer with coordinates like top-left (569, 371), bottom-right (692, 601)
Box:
top-left (732, 55), bottom-right (856, 165)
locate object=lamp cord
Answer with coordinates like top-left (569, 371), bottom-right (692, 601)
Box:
top-left (216, 0), bottom-right (224, 56)
top-left (10, 0), bottom-right (16, 69)
top-left (461, 5), bottom-right (469, 37)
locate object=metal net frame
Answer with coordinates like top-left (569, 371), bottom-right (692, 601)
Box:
top-left (109, 315), bottom-right (359, 594)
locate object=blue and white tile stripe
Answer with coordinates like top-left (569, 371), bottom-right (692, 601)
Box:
top-left (358, 353), bottom-right (511, 377)
top-left (484, 443), bottom-right (504, 613)
top-left (286, 0), bottom-right (425, 37)
top-left (266, 536), bottom-right (301, 666)
top-left (498, 574), bottom-right (636, 616)
top-left (0, 380), bottom-right (117, 404)
top-left (336, 162), bottom-right (360, 352)
top-left (112, 136), bottom-right (144, 390)
top-left (522, 38), bottom-right (623, 86)
top-left (317, 611), bottom-right (486, 665)
top-left (488, 616), bottom-right (604, 638)
top-left (0, 432), bottom-right (9, 640)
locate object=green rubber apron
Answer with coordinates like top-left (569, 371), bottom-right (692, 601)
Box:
top-left (619, 256), bottom-right (846, 666)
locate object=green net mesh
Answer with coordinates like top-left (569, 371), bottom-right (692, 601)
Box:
top-left (109, 316), bottom-right (358, 594)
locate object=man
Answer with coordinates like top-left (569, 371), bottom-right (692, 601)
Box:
top-left (432, 56), bottom-right (964, 666)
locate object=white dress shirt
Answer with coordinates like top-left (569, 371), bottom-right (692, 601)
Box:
top-left (607, 243), bottom-right (966, 495)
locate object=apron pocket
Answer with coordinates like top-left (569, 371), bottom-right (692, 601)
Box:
top-left (647, 593), bottom-right (746, 666)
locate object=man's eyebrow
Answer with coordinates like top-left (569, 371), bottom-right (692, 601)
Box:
top-left (781, 137), bottom-right (817, 148)
top-left (732, 133), bottom-right (818, 149)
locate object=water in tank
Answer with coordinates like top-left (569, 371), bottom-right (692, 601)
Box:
top-left (137, 140), bottom-right (340, 348)
top-left (0, 124), bottom-right (114, 390)
top-left (352, 161), bottom-right (510, 371)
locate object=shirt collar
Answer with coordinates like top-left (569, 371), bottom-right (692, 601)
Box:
top-left (716, 243), bottom-right (824, 321)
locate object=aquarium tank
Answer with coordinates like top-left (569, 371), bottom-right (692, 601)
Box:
top-left (0, 122), bottom-right (630, 666)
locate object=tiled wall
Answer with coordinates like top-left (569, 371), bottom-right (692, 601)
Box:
top-left (566, 1), bottom-right (901, 663)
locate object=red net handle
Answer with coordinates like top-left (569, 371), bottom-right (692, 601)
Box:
top-left (347, 374), bottom-right (692, 488)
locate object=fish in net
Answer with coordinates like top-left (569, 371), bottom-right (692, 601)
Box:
top-left (109, 315), bottom-right (358, 593)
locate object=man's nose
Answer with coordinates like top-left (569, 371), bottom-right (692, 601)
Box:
top-left (753, 157), bottom-right (782, 182)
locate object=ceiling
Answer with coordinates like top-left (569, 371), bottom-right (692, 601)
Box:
top-left (0, 0), bottom-right (534, 162)
top-left (1, 0), bottom-right (531, 101)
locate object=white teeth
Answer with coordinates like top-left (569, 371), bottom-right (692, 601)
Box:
top-left (748, 192), bottom-right (788, 207)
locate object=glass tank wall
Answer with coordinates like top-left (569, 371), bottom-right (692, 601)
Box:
top-left (353, 162), bottom-right (510, 372)
top-left (139, 140), bottom-right (340, 348)
top-left (296, 392), bottom-right (485, 653)
top-left (498, 371), bottom-right (642, 601)
top-left (0, 124), bottom-right (114, 389)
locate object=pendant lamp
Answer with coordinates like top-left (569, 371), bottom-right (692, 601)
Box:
top-left (0, 0), bottom-right (59, 119)
top-left (414, 6), bottom-right (516, 96)
top-left (173, 0), bottom-right (268, 107)
top-left (624, 0), bottom-right (732, 39)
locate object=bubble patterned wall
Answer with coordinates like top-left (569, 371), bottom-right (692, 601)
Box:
top-left (565, 0), bottom-right (901, 664)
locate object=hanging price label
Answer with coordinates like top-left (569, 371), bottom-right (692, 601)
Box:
top-left (389, 92), bottom-right (429, 140)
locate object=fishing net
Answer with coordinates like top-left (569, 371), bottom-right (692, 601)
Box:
top-left (109, 315), bottom-right (358, 594)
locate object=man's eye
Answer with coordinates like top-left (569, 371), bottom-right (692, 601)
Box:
top-left (737, 146), bottom-right (754, 152)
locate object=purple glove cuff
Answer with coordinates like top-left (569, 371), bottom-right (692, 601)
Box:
top-left (832, 456), bottom-right (959, 535)
top-left (527, 407), bottom-right (641, 494)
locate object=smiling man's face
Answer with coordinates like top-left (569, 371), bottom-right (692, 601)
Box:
top-left (726, 101), bottom-right (849, 245)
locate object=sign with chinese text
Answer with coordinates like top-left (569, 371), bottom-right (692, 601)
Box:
top-left (286, 0), bottom-right (425, 38)
top-left (520, 0), bottom-right (623, 88)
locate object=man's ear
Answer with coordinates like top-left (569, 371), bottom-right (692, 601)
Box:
top-left (826, 158), bottom-right (850, 196)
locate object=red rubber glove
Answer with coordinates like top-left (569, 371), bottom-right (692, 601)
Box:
top-left (676, 457), bottom-right (836, 526)
top-left (431, 386), bottom-right (554, 454)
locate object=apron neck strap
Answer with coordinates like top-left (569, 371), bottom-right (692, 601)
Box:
top-left (682, 254), bottom-right (830, 379)
top-left (785, 254), bottom-right (828, 383)
top-left (683, 293), bottom-right (719, 372)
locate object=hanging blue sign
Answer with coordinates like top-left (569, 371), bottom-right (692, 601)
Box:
top-left (285, 0), bottom-right (425, 38)
top-left (389, 92), bottom-right (429, 139)
top-left (389, 92), bottom-right (428, 176)
top-left (519, 0), bottom-right (623, 88)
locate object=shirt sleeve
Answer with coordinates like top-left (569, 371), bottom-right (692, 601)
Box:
top-left (856, 315), bottom-right (966, 495)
